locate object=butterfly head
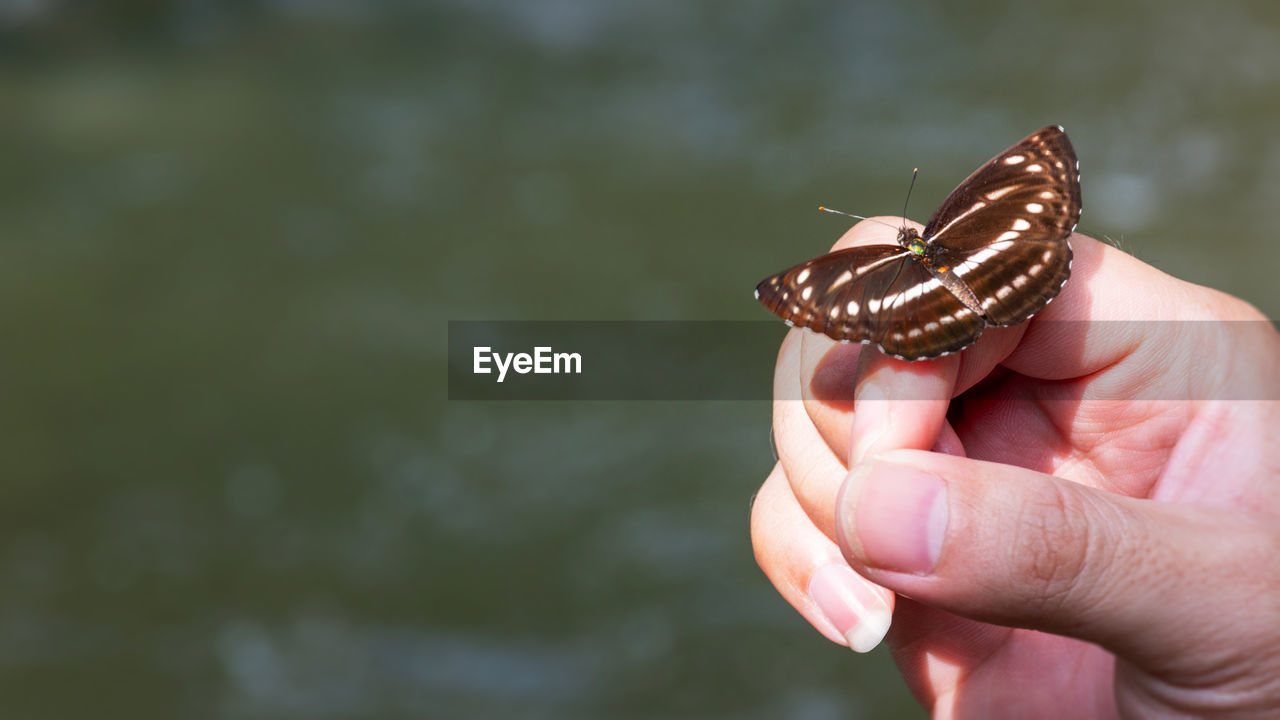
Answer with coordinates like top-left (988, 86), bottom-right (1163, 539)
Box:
top-left (897, 226), bottom-right (927, 257)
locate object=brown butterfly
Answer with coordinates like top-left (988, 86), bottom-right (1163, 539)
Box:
top-left (755, 125), bottom-right (1082, 360)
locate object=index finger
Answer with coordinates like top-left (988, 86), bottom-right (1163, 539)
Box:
top-left (790, 218), bottom-right (960, 468)
top-left (773, 218), bottom-right (960, 532)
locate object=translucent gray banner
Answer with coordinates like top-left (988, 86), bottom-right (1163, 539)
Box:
top-left (447, 321), bottom-right (1278, 401)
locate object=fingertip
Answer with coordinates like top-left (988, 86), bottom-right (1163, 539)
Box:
top-left (849, 349), bottom-right (957, 466)
top-left (828, 217), bottom-right (902, 251)
top-left (808, 564), bottom-right (894, 653)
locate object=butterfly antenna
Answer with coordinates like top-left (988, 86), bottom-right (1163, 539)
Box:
top-left (817, 206), bottom-right (897, 230)
top-left (901, 167), bottom-right (919, 227)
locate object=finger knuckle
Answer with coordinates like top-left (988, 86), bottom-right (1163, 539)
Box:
top-left (1012, 483), bottom-right (1100, 612)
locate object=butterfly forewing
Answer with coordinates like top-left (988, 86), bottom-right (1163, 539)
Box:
top-left (924, 126), bottom-right (1081, 251)
top-left (755, 245), bottom-right (904, 337)
top-left (755, 125), bottom-right (1082, 360)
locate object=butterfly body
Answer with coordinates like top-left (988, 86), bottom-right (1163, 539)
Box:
top-left (755, 126), bottom-right (1081, 360)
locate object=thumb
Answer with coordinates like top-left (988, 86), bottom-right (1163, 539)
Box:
top-left (834, 449), bottom-right (1280, 675)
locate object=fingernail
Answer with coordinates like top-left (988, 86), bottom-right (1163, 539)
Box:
top-left (808, 564), bottom-right (893, 653)
top-left (839, 461), bottom-right (948, 575)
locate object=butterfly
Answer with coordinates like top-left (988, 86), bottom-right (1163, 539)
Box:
top-left (755, 125), bottom-right (1082, 360)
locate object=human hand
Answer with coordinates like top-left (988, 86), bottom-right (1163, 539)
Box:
top-left (750, 218), bottom-right (1280, 717)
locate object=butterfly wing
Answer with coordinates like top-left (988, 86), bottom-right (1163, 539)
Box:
top-left (871, 261), bottom-right (986, 359)
top-left (756, 245), bottom-right (903, 338)
top-left (756, 126), bottom-right (1081, 356)
top-left (923, 126), bottom-right (1081, 326)
top-left (755, 246), bottom-right (985, 359)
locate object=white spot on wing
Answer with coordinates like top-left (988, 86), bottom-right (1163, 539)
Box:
top-left (930, 201), bottom-right (988, 240)
top-left (1004, 154), bottom-right (1025, 165)
top-left (1042, 249), bottom-right (1054, 262)
top-left (830, 270), bottom-right (853, 289)
top-left (1012, 219), bottom-right (1031, 231)
top-left (846, 300), bottom-right (859, 314)
top-left (996, 285), bottom-right (1013, 300)
top-left (868, 298), bottom-right (881, 313)
top-left (796, 268), bottom-right (811, 284)
top-left (954, 240), bottom-right (1013, 277)
top-left (997, 230), bottom-right (1020, 242)
top-left (801, 286), bottom-right (813, 301)
top-left (830, 305), bottom-right (841, 318)
top-left (906, 277), bottom-right (942, 303)
top-left (986, 185), bottom-right (1017, 201)
top-left (1027, 163), bottom-right (1044, 172)
top-left (1026, 202), bottom-right (1043, 213)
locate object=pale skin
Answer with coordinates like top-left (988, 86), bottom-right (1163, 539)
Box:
top-left (750, 218), bottom-right (1280, 718)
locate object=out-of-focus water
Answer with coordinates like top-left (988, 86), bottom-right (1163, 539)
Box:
top-left (0, 2), bottom-right (1276, 718)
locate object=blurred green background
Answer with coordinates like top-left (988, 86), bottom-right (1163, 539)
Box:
top-left (1, 1), bottom-right (1277, 718)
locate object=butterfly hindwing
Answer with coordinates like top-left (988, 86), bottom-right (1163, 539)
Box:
top-left (950, 238), bottom-right (1072, 326)
top-left (869, 260), bottom-right (987, 358)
